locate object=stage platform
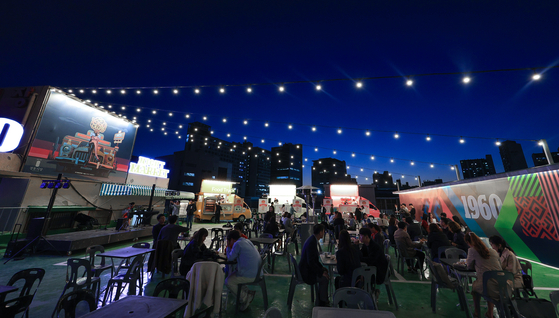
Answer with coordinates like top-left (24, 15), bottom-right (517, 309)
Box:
top-left (38, 227), bottom-right (153, 255)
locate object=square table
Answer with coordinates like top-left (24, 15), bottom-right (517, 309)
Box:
top-left (96, 246), bottom-right (155, 283)
top-left (440, 258), bottom-right (476, 292)
top-left (0, 285), bottom-right (18, 297)
top-left (320, 253), bottom-right (337, 300)
top-left (312, 306), bottom-right (396, 318)
top-left (80, 295), bottom-right (187, 317)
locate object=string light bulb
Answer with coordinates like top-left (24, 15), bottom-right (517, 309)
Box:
top-left (79, 89), bottom-right (84, 93)
top-left (352, 153), bottom-right (356, 157)
top-left (462, 76), bottom-right (471, 84)
top-left (219, 87), bottom-right (225, 94)
top-left (223, 118), bottom-right (227, 123)
top-left (173, 89), bottom-right (179, 94)
top-left (356, 81), bottom-right (363, 88)
top-left (337, 128), bottom-right (342, 134)
top-left (394, 132), bottom-right (399, 139)
top-left (136, 90), bottom-right (141, 94)
top-left (194, 88), bottom-right (200, 94)
top-left (121, 106), bottom-right (126, 110)
top-left (312, 126), bottom-right (316, 131)
top-left (365, 130), bottom-right (370, 136)
top-left (495, 139), bottom-right (501, 146)
top-left (430, 164), bottom-right (434, 168)
top-left (390, 158), bottom-right (394, 163)
top-left (152, 110), bottom-right (157, 114)
top-left (459, 136), bottom-right (465, 143)
top-left (451, 166), bottom-right (455, 170)
top-left (168, 112), bottom-right (173, 116)
top-left (136, 108), bottom-right (141, 112)
top-left (92, 90), bottom-right (97, 94)
top-left (265, 122), bottom-right (269, 127)
top-left (247, 87), bottom-right (252, 93)
top-left (185, 114), bottom-right (190, 118)
top-left (243, 120), bottom-right (248, 125)
top-left (370, 156), bottom-right (375, 160)
top-left (288, 124), bottom-right (293, 129)
top-left (406, 79), bottom-right (413, 86)
top-left (153, 89), bottom-right (159, 94)
top-left (279, 86), bottom-right (285, 92)
top-left (179, 125), bottom-right (183, 128)
top-left (120, 90), bottom-right (125, 94)
top-left (315, 148), bottom-right (318, 152)
top-left (426, 135), bottom-right (431, 141)
top-left (203, 116), bottom-right (207, 121)
top-left (411, 161), bottom-right (415, 165)
top-left (316, 84), bottom-right (322, 91)
top-left (532, 73), bottom-right (541, 81)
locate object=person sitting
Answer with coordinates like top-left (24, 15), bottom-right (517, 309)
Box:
top-left (179, 228), bottom-right (216, 276)
top-left (299, 224), bottom-right (329, 306)
top-left (466, 232), bottom-right (504, 318)
top-left (226, 230), bottom-right (261, 311)
top-left (387, 216), bottom-right (398, 244)
top-left (347, 213), bottom-right (356, 230)
top-left (426, 223), bottom-right (451, 262)
top-left (333, 212), bottom-right (345, 239)
top-left (378, 214), bottom-right (389, 233)
top-left (227, 223), bottom-right (248, 253)
top-left (449, 221), bottom-right (469, 252)
top-left (394, 221), bottom-right (425, 273)
top-left (158, 215), bottom-right (189, 249)
top-left (335, 230), bottom-right (361, 289)
top-left (152, 214), bottom-right (166, 246)
top-left (359, 227), bottom-right (388, 286)
top-left (405, 216), bottom-right (422, 241)
top-left (440, 217), bottom-right (455, 241)
top-left (283, 212), bottom-right (294, 236)
top-left (489, 235), bottom-right (523, 290)
top-left (421, 214), bottom-right (429, 234)
top-left (368, 224), bottom-right (385, 248)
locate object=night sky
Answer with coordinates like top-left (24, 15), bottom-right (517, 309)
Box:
top-left (2, 1), bottom-right (558, 185)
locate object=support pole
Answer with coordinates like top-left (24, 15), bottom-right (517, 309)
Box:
top-left (540, 139), bottom-right (555, 165)
top-left (147, 184), bottom-right (156, 212)
top-left (417, 176), bottom-right (422, 187)
top-left (41, 174), bottom-right (62, 237)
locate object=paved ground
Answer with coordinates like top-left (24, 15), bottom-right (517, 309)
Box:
top-left (1, 220), bottom-right (558, 318)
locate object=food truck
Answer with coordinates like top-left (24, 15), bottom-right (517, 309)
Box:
top-left (259, 184), bottom-right (307, 217)
top-left (326, 184), bottom-right (380, 217)
top-left (194, 180), bottom-right (252, 223)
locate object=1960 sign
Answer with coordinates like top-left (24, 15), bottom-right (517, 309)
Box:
top-left (0, 118), bottom-right (24, 152)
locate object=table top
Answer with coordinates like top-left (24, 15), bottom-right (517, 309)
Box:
top-left (312, 307), bottom-right (396, 318)
top-left (440, 258), bottom-right (474, 272)
top-left (96, 246), bottom-right (155, 259)
top-left (80, 295), bottom-right (187, 317)
top-left (0, 285), bottom-right (18, 296)
top-left (250, 237), bottom-right (279, 245)
top-left (320, 253), bottom-right (337, 266)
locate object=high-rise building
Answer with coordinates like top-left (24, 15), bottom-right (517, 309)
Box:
top-left (311, 158), bottom-right (355, 193)
top-left (499, 140), bottom-right (528, 172)
top-left (460, 154), bottom-right (496, 179)
top-left (422, 179), bottom-right (443, 187)
top-left (244, 142), bottom-right (271, 198)
top-left (270, 143), bottom-right (303, 187)
top-left (372, 171), bottom-right (394, 187)
top-left (532, 148), bottom-right (559, 167)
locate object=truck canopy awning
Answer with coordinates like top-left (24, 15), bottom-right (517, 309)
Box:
top-left (99, 184), bottom-right (193, 199)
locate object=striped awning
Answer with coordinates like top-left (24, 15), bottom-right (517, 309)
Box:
top-left (99, 183), bottom-right (189, 198)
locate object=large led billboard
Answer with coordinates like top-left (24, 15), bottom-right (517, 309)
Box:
top-left (21, 90), bottom-right (137, 183)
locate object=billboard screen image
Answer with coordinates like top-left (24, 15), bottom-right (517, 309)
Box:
top-left (22, 90), bottom-right (137, 183)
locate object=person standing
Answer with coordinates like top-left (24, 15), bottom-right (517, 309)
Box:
top-left (354, 207), bottom-right (363, 226)
top-left (214, 202), bottom-right (222, 224)
top-left (186, 200), bottom-right (196, 230)
top-left (226, 230), bottom-right (261, 311)
top-left (409, 203), bottom-right (416, 219)
top-left (299, 224), bottom-right (330, 306)
top-left (172, 200), bottom-right (180, 216)
top-left (158, 215), bottom-right (189, 249)
top-left (121, 202), bottom-right (135, 230)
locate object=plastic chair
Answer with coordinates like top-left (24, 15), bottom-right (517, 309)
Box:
top-left (234, 254), bottom-right (269, 314)
top-left (383, 239), bottom-right (391, 255)
top-left (153, 278), bottom-right (190, 299)
top-left (1, 268), bottom-right (45, 318)
top-left (263, 307), bottom-right (282, 318)
top-left (479, 270), bottom-right (520, 318)
top-left (425, 257), bottom-right (470, 317)
top-left (550, 290), bottom-right (559, 317)
top-left (211, 228), bottom-right (224, 240)
top-left (85, 245), bottom-right (113, 291)
top-left (383, 255), bottom-right (398, 310)
top-left (102, 255), bottom-right (144, 305)
top-left (351, 266), bottom-right (378, 309)
top-left (287, 253), bottom-right (318, 310)
top-left (60, 259), bottom-right (100, 300)
top-left (51, 289), bottom-right (96, 318)
top-left (519, 259), bottom-right (538, 298)
top-left (445, 247), bottom-right (467, 261)
top-left (171, 249), bottom-right (183, 278)
top-left (332, 287), bottom-right (376, 310)
top-left (1, 295), bottom-right (34, 318)
top-left (437, 245), bottom-right (454, 261)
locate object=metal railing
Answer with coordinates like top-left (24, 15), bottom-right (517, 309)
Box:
top-left (0, 207), bottom-right (27, 235)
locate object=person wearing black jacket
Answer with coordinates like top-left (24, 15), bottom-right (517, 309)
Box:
top-left (179, 228), bottom-right (216, 276)
top-left (387, 216), bottom-right (398, 244)
top-left (358, 227), bottom-right (388, 285)
top-left (214, 202), bottom-right (222, 223)
top-left (332, 212), bottom-right (345, 239)
top-left (264, 218), bottom-right (279, 237)
top-left (186, 200), bottom-right (196, 230)
top-left (335, 230), bottom-right (361, 289)
top-left (426, 223), bottom-right (452, 261)
top-left (299, 224), bottom-right (329, 306)
top-left (440, 217), bottom-right (454, 242)
top-left (368, 224), bottom-right (385, 248)
top-left (405, 216), bottom-right (422, 241)
top-left (152, 214), bottom-right (166, 244)
top-left (354, 207), bottom-right (363, 225)
top-left (449, 221), bottom-right (469, 252)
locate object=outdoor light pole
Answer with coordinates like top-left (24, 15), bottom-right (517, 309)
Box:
top-left (417, 176), bottom-right (422, 187)
top-left (454, 165), bottom-right (461, 180)
top-left (540, 139), bottom-right (556, 165)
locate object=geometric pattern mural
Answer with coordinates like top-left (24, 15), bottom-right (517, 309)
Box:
top-left (515, 196), bottom-right (559, 241)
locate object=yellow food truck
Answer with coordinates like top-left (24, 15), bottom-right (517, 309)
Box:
top-left (194, 180), bottom-right (252, 223)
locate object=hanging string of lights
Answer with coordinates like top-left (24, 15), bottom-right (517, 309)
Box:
top-left (61, 64), bottom-right (556, 92)
top-left (72, 96), bottom-right (542, 144)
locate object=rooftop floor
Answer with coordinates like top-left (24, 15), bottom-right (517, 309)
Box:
top-left (1, 222), bottom-right (558, 318)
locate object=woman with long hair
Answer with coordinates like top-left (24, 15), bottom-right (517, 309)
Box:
top-left (489, 235), bottom-right (523, 289)
top-left (388, 215), bottom-right (398, 244)
top-left (335, 229), bottom-right (361, 288)
top-left (426, 223), bottom-right (451, 261)
top-left (465, 232), bottom-right (505, 318)
top-left (449, 221), bottom-right (469, 252)
top-left (180, 228), bottom-right (212, 275)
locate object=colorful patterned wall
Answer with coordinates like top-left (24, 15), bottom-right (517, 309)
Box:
top-left (398, 168), bottom-right (559, 267)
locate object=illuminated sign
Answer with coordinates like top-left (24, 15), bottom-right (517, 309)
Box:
top-left (128, 156), bottom-right (169, 178)
top-left (200, 180), bottom-right (233, 194)
top-left (0, 118), bottom-right (24, 152)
